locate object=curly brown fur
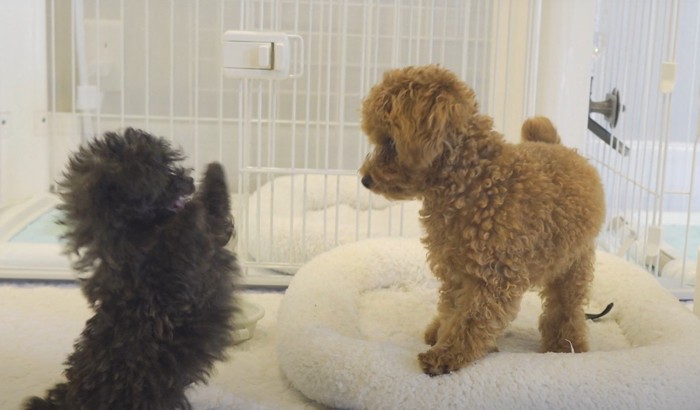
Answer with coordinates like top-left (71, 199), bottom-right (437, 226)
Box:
top-left (359, 66), bottom-right (605, 376)
top-left (23, 128), bottom-right (238, 409)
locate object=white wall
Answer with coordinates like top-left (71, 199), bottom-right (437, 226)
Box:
top-left (490, 0), bottom-right (541, 143)
top-left (0, 0), bottom-right (50, 208)
top-left (671, 0), bottom-right (700, 144)
top-left (534, 0), bottom-right (595, 151)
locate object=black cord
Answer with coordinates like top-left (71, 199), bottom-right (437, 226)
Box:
top-left (585, 302), bottom-right (614, 321)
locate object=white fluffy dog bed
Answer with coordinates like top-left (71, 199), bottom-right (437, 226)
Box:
top-left (245, 175), bottom-right (422, 272)
top-left (277, 238), bottom-right (700, 410)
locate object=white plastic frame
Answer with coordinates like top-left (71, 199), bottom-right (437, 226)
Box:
top-left (223, 30), bottom-right (304, 80)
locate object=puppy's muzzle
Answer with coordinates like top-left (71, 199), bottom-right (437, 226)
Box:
top-left (361, 175), bottom-right (373, 189)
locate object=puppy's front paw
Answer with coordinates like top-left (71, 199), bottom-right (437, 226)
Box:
top-left (423, 319), bottom-right (440, 346)
top-left (199, 162), bottom-right (230, 218)
top-left (418, 347), bottom-right (463, 376)
top-left (200, 163), bottom-right (227, 195)
top-left (204, 162), bottom-right (225, 179)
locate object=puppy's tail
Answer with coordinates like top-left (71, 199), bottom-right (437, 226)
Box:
top-left (23, 384), bottom-right (69, 410)
top-left (521, 116), bottom-right (561, 144)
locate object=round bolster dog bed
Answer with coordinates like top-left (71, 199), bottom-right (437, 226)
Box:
top-left (245, 175), bottom-right (422, 272)
top-left (277, 238), bottom-right (700, 410)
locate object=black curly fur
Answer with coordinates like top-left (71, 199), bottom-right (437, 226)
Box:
top-left (23, 128), bottom-right (238, 410)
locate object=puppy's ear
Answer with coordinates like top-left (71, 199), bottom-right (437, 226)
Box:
top-left (392, 91), bottom-right (468, 169)
top-left (361, 86), bottom-right (393, 147)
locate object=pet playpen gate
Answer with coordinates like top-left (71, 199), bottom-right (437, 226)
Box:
top-left (1, 0), bottom-right (698, 301)
top-left (585, 0), bottom-right (700, 302)
top-left (19, 0), bottom-right (541, 286)
top-left (227, 0), bottom-right (541, 284)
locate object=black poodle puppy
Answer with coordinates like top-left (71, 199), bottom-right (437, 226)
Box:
top-left (24, 128), bottom-right (238, 410)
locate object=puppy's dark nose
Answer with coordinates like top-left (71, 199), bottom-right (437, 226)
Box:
top-left (361, 175), bottom-right (373, 189)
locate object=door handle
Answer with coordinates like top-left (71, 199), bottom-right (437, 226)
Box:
top-left (587, 117), bottom-right (630, 156)
top-left (588, 79), bottom-right (629, 156)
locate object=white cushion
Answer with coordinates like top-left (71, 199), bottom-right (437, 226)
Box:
top-left (277, 238), bottom-right (700, 409)
top-left (245, 175), bottom-right (422, 272)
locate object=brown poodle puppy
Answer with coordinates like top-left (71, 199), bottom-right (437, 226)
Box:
top-left (359, 65), bottom-right (605, 376)
top-left (24, 128), bottom-right (238, 409)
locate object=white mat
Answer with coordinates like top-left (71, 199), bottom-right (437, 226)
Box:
top-left (244, 175), bottom-right (422, 272)
top-left (277, 238), bottom-right (700, 410)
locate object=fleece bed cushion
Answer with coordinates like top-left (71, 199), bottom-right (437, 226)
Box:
top-left (277, 238), bottom-right (700, 410)
top-left (245, 175), bottom-right (422, 273)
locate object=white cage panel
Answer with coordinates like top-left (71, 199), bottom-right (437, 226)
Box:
top-left (233, 0), bottom-right (538, 273)
top-left (46, 0), bottom-right (250, 183)
top-left (586, 0), bottom-right (700, 298)
top-left (17, 0), bottom-right (700, 293)
top-left (43, 0), bottom-right (539, 281)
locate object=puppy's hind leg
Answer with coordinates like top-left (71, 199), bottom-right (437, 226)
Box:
top-left (538, 246), bottom-right (595, 353)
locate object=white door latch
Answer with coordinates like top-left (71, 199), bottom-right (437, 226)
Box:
top-left (223, 31), bottom-right (304, 79)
